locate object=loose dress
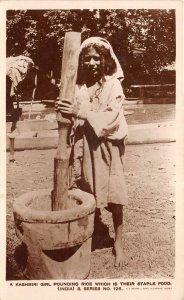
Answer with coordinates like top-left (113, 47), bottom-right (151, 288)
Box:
top-left (70, 76), bottom-right (128, 209)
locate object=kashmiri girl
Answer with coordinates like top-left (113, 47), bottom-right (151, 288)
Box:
top-left (56, 37), bottom-right (128, 267)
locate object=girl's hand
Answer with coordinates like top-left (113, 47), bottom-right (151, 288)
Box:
top-left (55, 100), bottom-right (79, 117)
top-left (55, 100), bottom-right (88, 120)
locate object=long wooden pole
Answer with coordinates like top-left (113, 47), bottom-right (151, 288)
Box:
top-left (52, 32), bottom-right (81, 211)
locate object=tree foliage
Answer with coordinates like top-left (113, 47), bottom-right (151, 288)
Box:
top-left (6, 9), bottom-right (175, 93)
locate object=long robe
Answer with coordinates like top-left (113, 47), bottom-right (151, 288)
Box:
top-left (70, 77), bottom-right (128, 208)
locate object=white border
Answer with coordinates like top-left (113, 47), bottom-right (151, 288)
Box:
top-left (0, 1), bottom-right (183, 300)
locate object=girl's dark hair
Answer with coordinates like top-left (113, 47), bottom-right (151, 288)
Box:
top-left (77, 43), bottom-right (117, 84)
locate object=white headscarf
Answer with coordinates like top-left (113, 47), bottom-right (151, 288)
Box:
top-left (79, 37), bottom-right (124, 81)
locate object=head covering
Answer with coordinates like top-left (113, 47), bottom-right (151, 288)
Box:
top-left (79, 37), bottom-right (124, 81)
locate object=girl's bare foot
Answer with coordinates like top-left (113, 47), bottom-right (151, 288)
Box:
top-left (113, 240), bottom-right (125, 267)
top-left (110, 203), bottom-right (126, 267)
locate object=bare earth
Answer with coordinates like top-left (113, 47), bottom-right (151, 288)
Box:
top-left (6, 142), bottom-right (175, 280)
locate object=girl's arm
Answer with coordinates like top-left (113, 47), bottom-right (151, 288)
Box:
top-left (55, 79), bottom-right (128, 140)
top-left (84, 80), bottom-right (128, 140)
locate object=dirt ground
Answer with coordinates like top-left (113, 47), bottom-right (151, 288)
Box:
top-left (6, 141), bottom-right (175, 280)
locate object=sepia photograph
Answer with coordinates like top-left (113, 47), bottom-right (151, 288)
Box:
top-left (0, 1), bottom-right (183, 300)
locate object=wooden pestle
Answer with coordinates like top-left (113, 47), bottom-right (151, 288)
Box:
top-left (52, 32), bottom-right (81, 211)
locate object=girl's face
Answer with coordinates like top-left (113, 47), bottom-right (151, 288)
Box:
top-left (83, 46), bottom-right (102, 80)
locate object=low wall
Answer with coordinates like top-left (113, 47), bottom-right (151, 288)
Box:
top-left (6, 121), bottom-right (175, 151)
